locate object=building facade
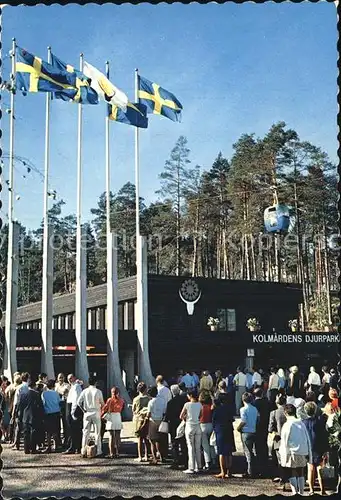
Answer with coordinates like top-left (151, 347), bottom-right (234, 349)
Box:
top-left (5, 275), bottom-right (339, 392)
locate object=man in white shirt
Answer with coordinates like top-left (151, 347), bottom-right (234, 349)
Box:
top-left (64, 374), bottom-right (83, 454)
top-left (181, 371), bottom-right (195, 391)
top-left (268, 367), bottom-right (280, 410)
top-left (252, 368), bottom-right (262, 390)
top-left (156, 375), bottom-right (172, 414)
top-left (306, 366), bottom-right (321, 398)
top-left (155, 375), bottom-right (172, 462)
top-left (233, 367), bottom-right (247, 416)
top-left (77, 376), bottom-right (104, 457)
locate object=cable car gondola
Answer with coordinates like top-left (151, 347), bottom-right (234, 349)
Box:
top-left (264, 203), bottom-right (290, 234)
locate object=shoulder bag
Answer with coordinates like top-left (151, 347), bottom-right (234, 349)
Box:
top-left (158, 420), bottom-right (169, 433)
top-left (209, 431), bottom-right (216, 447)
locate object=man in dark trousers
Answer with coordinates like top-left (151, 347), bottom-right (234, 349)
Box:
top-left (18, 378), bottom-right (45, 454)
top-left (64, 374), bottom-right (83, 454)
top-left (253, 388), bottom-right (271, 478)
top-left (164, 384), bottom-right (188, 469)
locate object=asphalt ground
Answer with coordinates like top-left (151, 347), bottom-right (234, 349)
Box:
top-left (0, 422), bottom-right (336, 498)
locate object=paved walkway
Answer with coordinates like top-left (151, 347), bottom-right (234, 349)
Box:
top-left (0, 422), bottom-right (334, 498)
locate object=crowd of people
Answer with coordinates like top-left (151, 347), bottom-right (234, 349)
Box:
top-left (0, 364), bottom-right (340, 495)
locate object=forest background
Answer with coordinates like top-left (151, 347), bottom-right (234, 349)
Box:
top-left (0, 122), bottom-right (338, 332)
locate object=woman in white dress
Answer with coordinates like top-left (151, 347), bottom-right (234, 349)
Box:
top-left (101, 387), bottom-right (125, 458)
top-left (279, 403), bottom-right (312, 495)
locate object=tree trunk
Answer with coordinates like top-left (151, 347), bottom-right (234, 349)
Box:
top-left (268, 245), bottom-right (273, 282)
top-left (323, 220), bottom-right (332, 326)
top-left (198, 235), bottom-right (203, 277)
top-left (274, 233), bottom-right (280, 282)
top-left (243, 194), bottom-right (250, 280)
top-left (222, 228), bottom-right (229, 279)
top-left (261, 245), bottom-right (267, 281)
top-left (191, 199), bottom-right (199, 277)
top-left (250, 234), bottom-right (257, 280)
top-left (216, 230), bottom-right (221, 279)
top-left (191, 234), bottom-right (197, 278)
top-left (206, 237), bottom-right (210, 278)
top-left (302, 242), bottom-right (310, 330)
top-left (294, 182), bottom-right (306, 330)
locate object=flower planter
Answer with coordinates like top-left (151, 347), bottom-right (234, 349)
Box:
top-left (248, 326), bottom-right (256, 332)
top-left (210, 325), bottom-right (218, 331)
top-left (291, 328), bottom-right (297, 333)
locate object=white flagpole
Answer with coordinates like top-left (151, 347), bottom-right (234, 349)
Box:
top-left (7, 38), bottom-right (16, 265)
top-left (4, 37), bottom-right (19, 379)
top-left (134, 68), bottom-right (140, 239)
top-left (105, 61), bottom-right (131, 406)
top-left (134, 69), bottom-right (153, 385)
top-left (40, 46), bottom-right (54, 379)
top-left (75, 53), bottom-right (89, 383)
top-left (105, 61), bottom-right (111, 238)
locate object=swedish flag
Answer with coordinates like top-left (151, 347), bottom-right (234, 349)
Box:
top-left (50, 53), bottom-right (98, 105)
top-left (138, 76), bottom-right (182, 122)
top-left (109, 102), bottom-right (148, 129)
top-left (16, 47), bottom-right (80, 94)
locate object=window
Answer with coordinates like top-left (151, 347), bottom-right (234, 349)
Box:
top-left (216, 308), bottom-right (236, 331)
top-left (217, 309), bottom-right (226, 330)
top-left (227, 309), bottom-right (236, 331)
top-left (128, 302), bottom-right (135, 330)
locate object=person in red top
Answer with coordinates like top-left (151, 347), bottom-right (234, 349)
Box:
top-left (199, 390), bottom-right (216, 470)
top-left (101, 387), bottom-right (125, 458)
top-left (328, 388), bottom-right (339, 412)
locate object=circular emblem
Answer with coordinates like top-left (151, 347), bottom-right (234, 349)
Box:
top-left (180, 279), bottom-right (200, 302)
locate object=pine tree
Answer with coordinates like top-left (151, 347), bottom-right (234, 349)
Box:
top-left (157, 136), bottom-right (192, 276)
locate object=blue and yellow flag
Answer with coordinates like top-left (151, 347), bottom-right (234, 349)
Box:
top-left (138, 76), bottom-right (182, 122)
top-left (16, 47), bottom-right (80, 94)
top-left (50, 53), bottom-right (98, 105)
top-left (109, 102), bottom-right (148, 129)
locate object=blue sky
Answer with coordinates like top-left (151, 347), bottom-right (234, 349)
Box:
top-left (1, 2), bottom-right (338, 230)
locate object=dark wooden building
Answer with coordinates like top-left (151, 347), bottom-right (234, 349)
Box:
top-left (8, 275), bottom-right (339, 385)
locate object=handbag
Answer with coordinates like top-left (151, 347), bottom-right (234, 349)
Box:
top-left (158, 421), bottom-right (169, 433)
top-left (209, 431), bottom-right (216, 447)
top-left (175, 420), bottom-right (186, 439)
top-left (85, 434), bottom-right (97, 458)
top-left (320, 454), bottom-right (336, 479)
top-left (320, 463), bottom-right (335, 479)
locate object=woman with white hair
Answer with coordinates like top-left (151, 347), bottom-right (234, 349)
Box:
top-left (288, 366), bottom-right (303, 398)
top-left (277, 368), bottom-right (286, 390)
